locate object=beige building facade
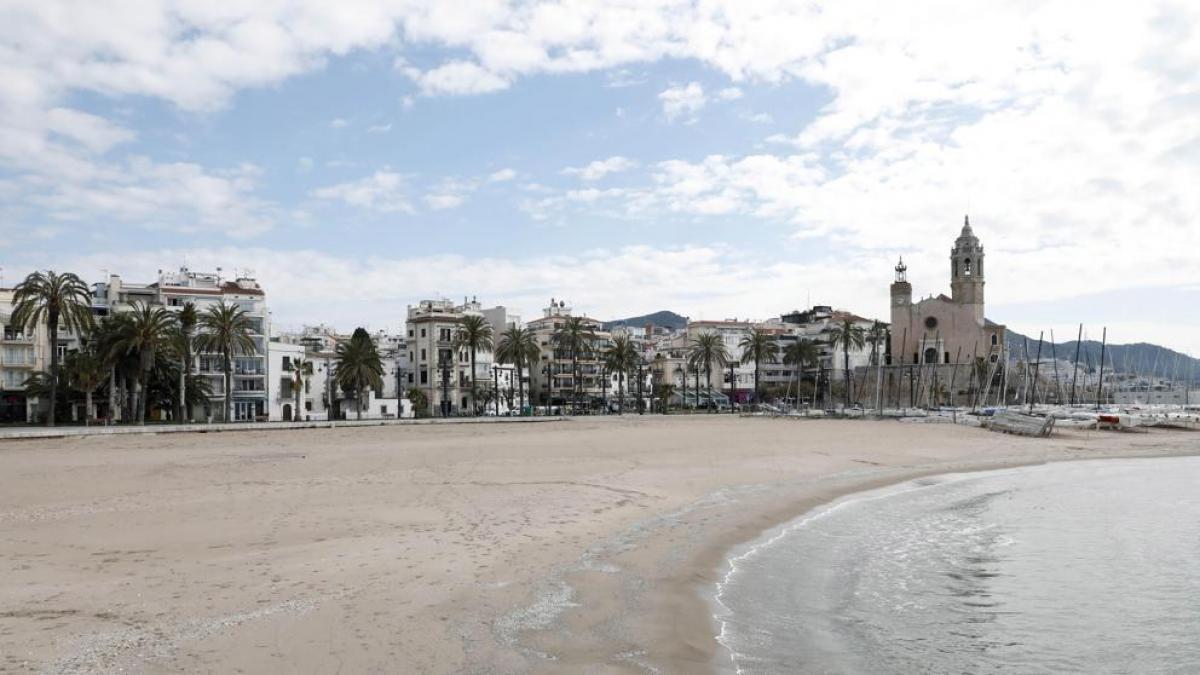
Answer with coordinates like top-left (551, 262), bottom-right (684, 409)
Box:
top-left (890, 217), bottom-right (1006, 367)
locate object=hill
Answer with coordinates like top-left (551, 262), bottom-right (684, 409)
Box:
top-left (1005, 331), bottom-right (1200, 381)
top-left (602, 310), bottom-right (689, 331)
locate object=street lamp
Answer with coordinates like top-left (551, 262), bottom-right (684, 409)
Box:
top-left (636, 354), bottom-right (645, 415)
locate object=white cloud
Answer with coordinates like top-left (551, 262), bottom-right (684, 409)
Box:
top-left (423, 193), bottom-right (465, 210)
top-left (367, 123), bottom-right (391, 133)
top-left (742, 112), bottom-right (774, 124)
top-left (329, 118), bottom-right (349, 129)
top-left (311, 171), bottom-right (414, 213)
top-left (488, 168), bottom-right (517, 182)
top-left (45, 108), bottom-right (134, 153)
top-left (658, 82), bottom-right (706, 122)
top-left (717, 87), bottom-right (743, 101)
top-left (401, 60), bottom-right (510, 96)
top-left (38, 244), bottom-right (892, 333)
top-left (563, 156), bottom-right (638, 181)
top-left (297, 157), bottom-right (314, 172)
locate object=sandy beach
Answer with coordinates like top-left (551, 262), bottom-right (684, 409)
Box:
top-left (1, 416), bottom-right (1196, 674)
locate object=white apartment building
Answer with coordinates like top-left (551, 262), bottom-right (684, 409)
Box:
top-left (0, 288), bottom-right (47, 423)
top-left (405, 298), bottom-right (498, 416)
top-left (93, 267), bottom-right (271, 422)
top-left (525, 299), bottom-right (613, 410)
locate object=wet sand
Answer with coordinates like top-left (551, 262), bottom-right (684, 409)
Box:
top-left (1, 416), bottom-right (1195, 673)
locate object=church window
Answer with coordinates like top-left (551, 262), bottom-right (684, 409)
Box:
top-left (924, 316), bottom-right (938, 330)
top-left (924, 347), bottom-right (938, 364)
top-left (991, 334), bottom-right (998, 346)
top-left (963, 258), bottom-right (973, 277)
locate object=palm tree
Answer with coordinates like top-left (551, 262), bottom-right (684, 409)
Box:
top-left (738, 328), bottom-right (780, 406)
top-left (553, 316), bottom-right (597, 413)
top-left (292, 357), bottom-right (312, 421)
top-left (495, 326), bottom-right (539, 416)
top-left (175, 302), bottom-right (198, 423)
top-left (11, 271), bottom-right (94, 426)
top-left (603, 335), bottom-right (637, 414)
top-left (109, 302), bottom-right (178, 425)
top-left (454, 315), bottom-right (495, 415)
top-left (783, 338), bottom-right (820, 408)
top-left (93, 314), bottom-right (132, 423)
top-left (335, 328), bottom-right (384, 420)
top-left (829, 316), bottom-right (867, 409)
top-left (657, 382), bottom-right (677, 413)
top-left (195, 301), bottom-right (257, 422)
top-left (65, 341), bottom-right (106, 425)
top-left (865, 321), bottom-right (887, 367)
top-left (687, 333), bottom-right (729, 412)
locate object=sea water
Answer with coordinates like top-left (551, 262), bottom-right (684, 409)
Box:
top-left (715, 456), bottom-right (1200, 674)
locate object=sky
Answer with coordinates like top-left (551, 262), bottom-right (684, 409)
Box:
top-left (1, 1), bottom-right (1198, 353)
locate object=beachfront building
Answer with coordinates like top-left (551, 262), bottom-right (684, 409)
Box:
top-left (406, 298), bottom-right (499, 416)
top-left (890, 217), bottom-right (1007, 367)
top-left (0, 288), bottom-right (47, 423)
top-left (527, 299), bottom-right (611, 410)
top-left (93, 268), bottom-right (271, 421)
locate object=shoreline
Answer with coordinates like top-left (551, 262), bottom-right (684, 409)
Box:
top-left (2, 416), bottom-right (1197, 673)
top-left (514, 421), bottom-right (1200, 674)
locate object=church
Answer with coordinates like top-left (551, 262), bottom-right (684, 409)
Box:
top-left (889, 217), bottom-right (1007, 367)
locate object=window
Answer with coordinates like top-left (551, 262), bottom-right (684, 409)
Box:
top-left (407, 373), bottom-right (414, 384)
top-left (963, 258), bottom-right (973, 277)
top-left (440, 328), bottom-right (451, 341)
top-left (420, 328), bottom-right (426, 338)
top-left (381, 405), bottom-right (388, 415)
top-left (420, 349), bottom-right (427, 361)
top-left (991, 334), bottom-right (998, 346)
top-left (282, 356), bottom-right (291, 370)
top-left (924, 316), bottom-right (938, 330)
top-left (408, 330), bottom-right (414, 338)
top-left (924, 348), bottom-right (938, 364)
top-left (420, 370), bottom-right (428, 384)
top-left (305, 401), bottom-right (312, 411)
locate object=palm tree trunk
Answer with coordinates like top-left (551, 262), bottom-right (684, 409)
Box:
top-left (108, 367), bottom-right (117, 424)
top-left (470, 350), bottom-right (477, 416)
top-left (295, 373), bottom-right (302, 422)
top-left (517, 361), bottom-right (525, 415)
top-left (178, 354), bottom-right (186, 423)
top-left (844, 345), bottom-right (851, 409)
top-left (135, 377), bottom-right (146, 425)
top-left (356, 377), bottom-right (363, 420)
top-left (224, 352), bottom-right (234, 422)
top-left (618, 373), bottom-right (624, 415)
top-left (47, 311), bottom-right (59, 426)
top-left (754, 360), bottom-right (760, 405)
top-left (85, 389), bottom-right (93, 427)
top-left (706, 364), bottom-right (713, 413)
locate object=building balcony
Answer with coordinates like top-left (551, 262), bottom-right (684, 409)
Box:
top-left (1, 334), bottom-right (34, 344)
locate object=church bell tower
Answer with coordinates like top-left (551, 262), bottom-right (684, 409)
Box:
top-left (950, 215), bottom-right (985, 319)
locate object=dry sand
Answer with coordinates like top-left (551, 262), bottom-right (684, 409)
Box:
top-left (1, 416), bottom-right (1196, 674)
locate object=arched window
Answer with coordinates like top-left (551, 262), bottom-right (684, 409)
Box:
top-left (924, 347), bottom-right (938, 364)
top-left (991, 334), bottom-right (998, 346)
top-left (963, 258), bottom-right (973, 277)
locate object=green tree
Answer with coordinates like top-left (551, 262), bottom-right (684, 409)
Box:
top-left (552, 316), bottom-right (597, 413)
top-left (657, 382), bottom-right (677, 414)
top-left (829, 316), bottom-right (867, 409)
top-left (175, 302), bottom-right (198, 423)
top-left (406, 387), bottom-right (429, 418)
top-left (11, 271), bottom-right (94, 426)
top-left (454, 314), bottom-right (495, 415)
top-left (64, 341), bottom-right (106, 425)
top-left (783, 338), bottom-right (820, 407)
top-left (195, 301), bottom-right (257, 422)
top-left (335, 328), bottom-right (384, 420)
top-left (495, 326), bottom-right (539, 416)
top-left (687, 332), bottom-right (729, 412)
top-left (603, 334), bottom-right (637, 414)
top-left (738, 328), bottom-right (780, 406)
top-left (292, 357), bottom-right (312, 422)
top-left (109, 302), bottom-right (178, 425)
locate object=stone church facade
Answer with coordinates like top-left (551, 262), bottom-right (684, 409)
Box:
top-left (889, 217), bottom-right (1007, 367)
